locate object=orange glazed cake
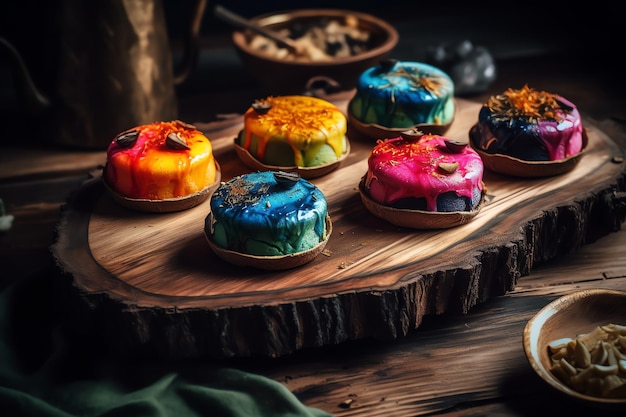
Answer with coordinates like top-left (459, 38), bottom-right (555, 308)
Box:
top-left (104, 120), bottom-right (218, 201)
top-left (235, 95), bottom-right (348, 168)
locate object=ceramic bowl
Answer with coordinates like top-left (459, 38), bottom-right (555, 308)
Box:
top-left (232, 9), bottom-right (398, 94)
top-left (523, 289), bottom-right (626, 409)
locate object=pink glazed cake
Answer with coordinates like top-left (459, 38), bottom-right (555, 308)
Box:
top-left (363, 133), bottom-right (484, 212)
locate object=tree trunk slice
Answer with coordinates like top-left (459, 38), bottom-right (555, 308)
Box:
top-left (51, 99), bottom-right (626, 359)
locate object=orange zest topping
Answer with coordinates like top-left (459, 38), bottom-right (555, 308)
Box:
top-left (488, 84), bottom-right (564, 121)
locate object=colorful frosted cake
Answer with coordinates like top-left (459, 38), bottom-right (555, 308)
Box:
top-left (363, 133), bottom-right (484, 212)
top-left (206, 171), bottom-right (329, 257)
top-left (469, 85), bottom-right (584, 161)
top-left (104, 120), bottom-right (218, 201)
top-left (236, 95), bottom-right (348, 168)
top-left (348, 59), bottom-right (455, 135)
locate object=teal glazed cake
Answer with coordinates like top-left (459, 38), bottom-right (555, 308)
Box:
top-left (206, 171), bottom-right (329, 257)
top-left (348, 59), bottom-right (455, 136)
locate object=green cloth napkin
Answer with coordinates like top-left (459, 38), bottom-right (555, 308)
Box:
top-left (0, 274), bottom-right (333, 417)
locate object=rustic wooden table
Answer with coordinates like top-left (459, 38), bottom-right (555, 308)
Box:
top-left (1, 8), bottom-right (625, 416)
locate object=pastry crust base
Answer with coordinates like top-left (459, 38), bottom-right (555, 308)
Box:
top-left (204, 215), bottom-right (332, 270)
top-left (103, 162), bottom-right (221, 213)
top-left (359, 177), bottom-right (485, 229)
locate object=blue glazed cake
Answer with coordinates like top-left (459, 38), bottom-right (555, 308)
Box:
top-left (206, 171), bottom-right (328, 256)
top-left (348, 59), bottom-right (455, 132)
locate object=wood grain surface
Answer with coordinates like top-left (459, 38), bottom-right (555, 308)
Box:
top-left (51, 99), bottom-right (626, 359)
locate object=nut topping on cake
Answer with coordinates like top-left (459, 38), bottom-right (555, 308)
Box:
top-left (274, 171), bottom-right (300, 188)
top-left (379, 58), bottom-right (398, 71)
top-left (252, 100), bottom-right (272, 114)
top-left (115, 130), bottom-right (139, 148)
top-left (437, 162), bottom-right (459, 174)
top-left (400, 128), bottom-right (424, 140)
top-left (166, 132), bottom-right (190, 150)
top-left (443, 139), bottom-right (467, 153)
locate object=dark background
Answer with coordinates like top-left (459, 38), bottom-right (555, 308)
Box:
top-left (0, 0), bottom-right (621, 130)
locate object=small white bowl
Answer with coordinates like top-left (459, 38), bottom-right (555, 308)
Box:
top-left (523, 289), bottom-right (626, 409)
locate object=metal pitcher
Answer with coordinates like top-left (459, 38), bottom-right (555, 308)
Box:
top-left (0, 0), bottom-right (207, 150)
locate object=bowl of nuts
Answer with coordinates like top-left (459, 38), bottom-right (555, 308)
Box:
top-left (230, 9), bottom-right (399, 94)
top-left (523, 289), bottom-right (626, 409)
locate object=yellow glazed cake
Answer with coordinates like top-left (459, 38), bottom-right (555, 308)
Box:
top-left (236, 95), bottom-right (348, 168)
top-left (105, 120), bottom-right (218, 200)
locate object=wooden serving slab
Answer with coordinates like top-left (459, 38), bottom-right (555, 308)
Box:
top-left (52, 99), bottom-right (626, 359)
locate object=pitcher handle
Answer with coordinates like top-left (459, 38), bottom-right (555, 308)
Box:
top-left (173, 0), bottom-right (208, 85)
top-left (0, 37), bottom-right (51, 115)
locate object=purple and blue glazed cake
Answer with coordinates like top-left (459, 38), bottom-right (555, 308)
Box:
top-left (469, 85), bottom-right (584, 161)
